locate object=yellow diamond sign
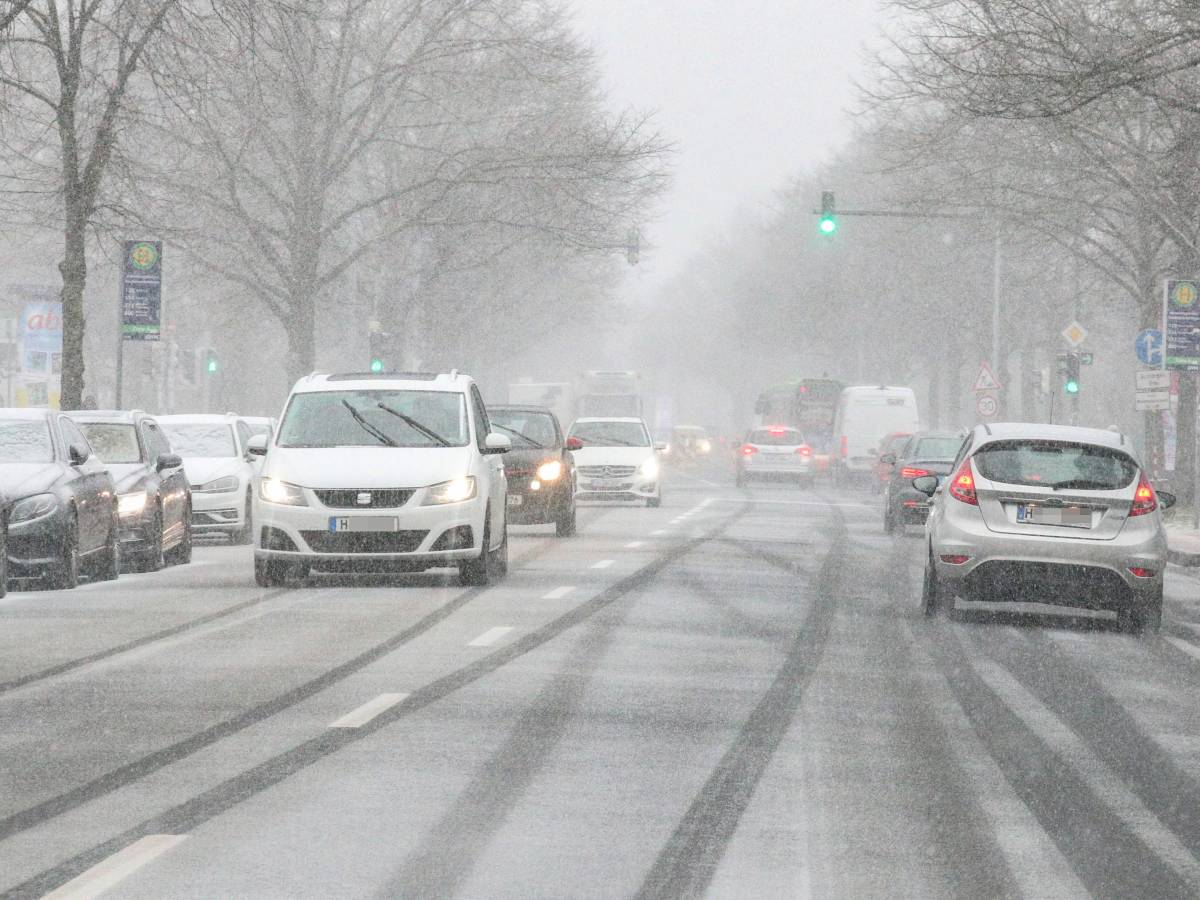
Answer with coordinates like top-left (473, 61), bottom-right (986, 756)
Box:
top-left (1061, 321), bottom-right (1088, 347)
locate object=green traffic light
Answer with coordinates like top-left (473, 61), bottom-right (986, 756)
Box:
top-left (206, 357), bottom-right (218, 374)
top-left (1065, 379), bottom-right (1079, 394)
top-left (370, 357), bottom-right (384, 374)
top-left (819, 217), bottom-right (837, 235)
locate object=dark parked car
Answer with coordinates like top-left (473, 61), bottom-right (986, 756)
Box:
top-left (488, 404), bottom-right (577, 536)
top-left (882, 429), bottom-right (965, 533)
top-left (66, 410), bottom-right (191, 571)
top-left (0, 409), bottom-right (119, 588)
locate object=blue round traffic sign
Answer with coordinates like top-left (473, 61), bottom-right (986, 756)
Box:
top-left (1136, 328), bottom-right (1163, 366)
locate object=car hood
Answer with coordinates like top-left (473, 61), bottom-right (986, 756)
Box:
top-left (503, 447), bottom-right (561, 472)
top-left (571, 446), bottom-right (654, 467)
top-left (181, 457), bottom-right (247, 487)
top-left (0, 462), bottom-right (68, 499)
top-left (107, 462), bottom-right (152, 493)
top-left (265, 446), bottom-right (475, 489)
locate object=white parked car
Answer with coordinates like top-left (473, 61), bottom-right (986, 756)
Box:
top-left (251, 370), bottom-right (511, 586)
top-left (157, 413), bottom-right (258, 543)
top-left (568, 417), bottom-right (663, 507)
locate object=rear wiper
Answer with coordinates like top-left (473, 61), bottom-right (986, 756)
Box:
top-left (341, 400), bottom-right (397, 447)
top-left (376, 403), bottom-right (451, 447)
top-left (1049, 479), bottom-right (1113, 491)
top-left (491, 422), bottom-right (544, 448)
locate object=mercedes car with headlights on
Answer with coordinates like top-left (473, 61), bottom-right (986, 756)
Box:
top-left (568, 417), bottom-right (663, 507)
top-left (251, 370), bottom-right (511, 586)
top-left (0, 409), bottom-right (119, 588)
top-left (66, 410), bottom-right (191, 571)
top-left (487, 404), bottom-right (577, 536)
top-left (157, 413), bottom-right (257, 543)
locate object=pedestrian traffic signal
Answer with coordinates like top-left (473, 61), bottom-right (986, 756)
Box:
top-left (818, 191), bottom-right (837, 235)
top-left (204, 349), bottom-right (219, 375)
top-left (369, 330), bottom-right (389, 373)
top-left (1065, 353), bottom-right (1080, 394)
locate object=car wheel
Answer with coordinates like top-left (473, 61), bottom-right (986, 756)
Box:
top-left (884, 502), bottom-right (897, 534)
top-left (233, 491), bottom-right (253, 545)
top-left (735, 471), bottom-right (746, 488)
top-left (922, 550), bottom-right (953, 618)
top-left (166, 503), bottom-right (193, 566)
top-left (97, 506), bottom-right (120, 581)
top-left (1120, 589), bottom-right (1162, 635)
top-left (647, 494), bottom-right (662, 508)
top-left (555, 501), bottom-right (577, 537)
top-left (48, 511), bottom-right (80, 590)
top-left (490, 521), bottom-right (509, 578)
top-left (459, 508), bottom-right (494, 586)
top-left (140, 506), bottom-right (165, 572)
top-left (254, 556), bottom-right (289, 588)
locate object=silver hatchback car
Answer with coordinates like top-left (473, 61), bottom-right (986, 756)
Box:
top-left (915, 423), bottom-right (1175, 633)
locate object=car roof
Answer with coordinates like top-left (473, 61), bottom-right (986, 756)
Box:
top-left (0, 407), bottom-right (53, 421)
top-left (842, 385), bottom-right (915, 396)
top-left (290, 371), bottom-right (471, 394)
top-left (573, 417), bottom-right (645, 423)
top-left (155, 413), bottom-right (239, 424)
top-left (490, 404), bottom-right (554, 414)
top-left (972, 422), bottom-right (1128, 449)
top-left (64, 409), bottom-right (147, 423)
top-left (908, 430), bottom-right (965, 441)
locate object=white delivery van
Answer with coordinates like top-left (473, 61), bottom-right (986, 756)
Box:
top-left (831, 386), bottom-right (920, 485)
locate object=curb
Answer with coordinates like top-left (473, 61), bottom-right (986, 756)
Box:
top-left (1169, 548), bottom-right (1200, 567)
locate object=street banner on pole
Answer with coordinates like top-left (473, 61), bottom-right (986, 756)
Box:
top-left (1163, 278), bottom-right (1200, 369)
top-left (17, 298), bottom-right (62, 408)
top-left (120, 240), bottom-right (162, 341)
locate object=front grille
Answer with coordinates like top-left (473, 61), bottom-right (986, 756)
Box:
top-left (300, 530), bottom-right (428, 554)
top-left (965, 560), bottom-right (1129, 608)
top-left (505, 467), bottom-right (535, 478)
top-left (578, 465), bottom-right (636, 478)
top-left (313, 489), bottom-right (414, 509)
top-left (579, 483), bottom-right (634, 492)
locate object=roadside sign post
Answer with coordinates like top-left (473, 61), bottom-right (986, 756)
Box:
top-left (1163, 278), bottom-right (1200, 522)
top-left (972, 361), bottom-right (1001, 421)
top-left (117, 240), bottom-right (163, 407)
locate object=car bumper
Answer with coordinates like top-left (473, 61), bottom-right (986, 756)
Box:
top-left (932, 510), bottom-right (1166, 605)
top-left (505, 480), bottom-right (572, 524)
top-left (8, 507), bottom-right (69, 574)
top-left (191, 489), bottom-right (245, 534)
top-left (253, 493), bottom-right (487, 571)
top-left (575, 474), bottom-right (659, 502)
top-left (741, 460), bottom-right (812, 477)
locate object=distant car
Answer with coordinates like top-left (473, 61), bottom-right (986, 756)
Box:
top-left (66, 410), bottom-right (192, 571)
top-left (0, 409), bottom-right (119, 588)
top-left (736, 425), bottom-right (814, 487)
top-left (488, 404), bottom-right (577, 536)
top-left (881, 430), bottom-right (963, 532)
top-left (252, 370), bottom-right (511, 586)
top-left (569, 417), bottom-right (663, 507)
top-left (670, 425), bottom-right (712, 461)
top-left (917, 423), bottom-right (1174, 634)
top-left (157, 413), bottom-right (257, 544)
top-left (874, 431), bottom-right (914, 491)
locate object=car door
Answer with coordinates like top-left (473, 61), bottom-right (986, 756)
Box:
top-left (58, 416), bottom-right (110, 552)
top-left (144, 420), bottom-right (185, 538)
top-left (471, 386), bottom-right (505, 542)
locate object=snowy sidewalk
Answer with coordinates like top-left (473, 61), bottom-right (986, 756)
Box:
top-left (1166, 518), bottom-right (1200, 566)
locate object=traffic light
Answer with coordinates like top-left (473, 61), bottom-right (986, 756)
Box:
top-left (368, 331), bottom-right (389, 373)
top-left (204, 348), bottom-right (219, 375)
top-left (1065, 353), bottom-right (1080, 394)
top-left (818, 191), bottom-right (837, 235)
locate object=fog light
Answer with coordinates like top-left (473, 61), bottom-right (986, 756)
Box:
top-left (1128, 566), bottom-right (1156, 578)
top-left (530, 480), bottom-right (541, 491)
top-left (940, 554), bottom-right (971, 565)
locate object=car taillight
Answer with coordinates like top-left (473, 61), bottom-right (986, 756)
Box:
top-left (900, 467), bottom-right (930, 478)
top-left (796, 444), bottom-right (812, 456)
top-left (768, 426), bottom-right (786, 435)
top-left (840, 435), bottom-right (848, 458)
top-left (948, 459), bottom-right (977, 505)
top-left (940, 554), bottom-right (971, 565)
top-left (740, 444), bottom-right (757, 456)
top-left (1128, 566), bottom-right (1156, 578)
top-left (1130, 472), bottom-right (1157, 517)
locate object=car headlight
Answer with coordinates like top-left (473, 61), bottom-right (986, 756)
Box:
top-left (422, 476), bottom-right (477, 505)
top-left (11, 493), bottom-right (58, 523)
top-left (639, 457), bottom-right (659, 479)
top-left (697, 439), bottom-right (711, 453)
top-left (196, 475), bottom-right (240, 493)
top-left (536, 460), bottom-right (563, 482)
top-left (259, 478), bottom-right (307, 506)
top-left (118, 491), bottom-right (148, 518)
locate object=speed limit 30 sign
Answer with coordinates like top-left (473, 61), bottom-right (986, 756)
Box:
top-left (976, 394), bottom-right (998, 419)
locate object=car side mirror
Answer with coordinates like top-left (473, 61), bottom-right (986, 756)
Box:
top-left (880, 453), bottom-right (896, 465)
top-left (68, 443), bottom-right (90, 466)
top-left (565, 437), bottom-right (583, 451)
top-left (156, 452), bottom-right (182, 472)
top-left (246, 434), bottom-right (268, 457)
top-left (654, 441), bottom-right (668, 451)
top-left (911, 475), bottom-right (939, 496)
top-left (483, 432), bottom-right (511, 454)
top-left (1158, 490), bottom-right (1177, 510)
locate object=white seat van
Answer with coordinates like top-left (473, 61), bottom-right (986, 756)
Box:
top-left (831, 386), bottom-right (920, 485)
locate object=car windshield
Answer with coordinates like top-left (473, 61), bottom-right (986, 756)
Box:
top-left (0, 420), bottom-right (53, 462)
top-left (278, 389), bottom-right (469, 448)
top-left (77, 423), bottom-right (141, 464)
top-left (489, 409), bottom-right (557, 448)
top-left (160, 423), bottom-right (238, 458)
top-left (973, 440), bottom-right (1138, 490)
top-left (569, 420), bottom-right (649, 447)
top-left (749, 429), bottom-right (803, 446)
top-left (910, 437), bottom-right (961, 459)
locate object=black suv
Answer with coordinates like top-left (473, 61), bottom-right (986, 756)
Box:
top-left (65, 410), bottom-right (192, 571)
top-left (488, 404), bottom-right (578, 536)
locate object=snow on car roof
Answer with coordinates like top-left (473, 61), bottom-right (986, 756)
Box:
top-left (292, 372), bottom-right (469, 393)
top-left (974, 422), bottom-right (1126, 449)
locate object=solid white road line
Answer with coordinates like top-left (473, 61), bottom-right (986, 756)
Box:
top-left (591, 559), bottom-right (614, 569)
top-left (468, 626), bottom-right (515, 647)
top-left (542, 586), bottom-right (575, 600)
top-left (969, 655), bottom-right (1200, 890)
top-left (329, 693), bottom-right (410, 729)
top-left (625, 541), bottom-right (645, 549)
top-left (1165, 635), bottom-right (1200, 663)
top-left (42, 834), bottom-right (188, 900)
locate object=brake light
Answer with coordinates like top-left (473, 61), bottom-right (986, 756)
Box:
top-left (740, 444), bottom-right (757, 456)
top-left (768, 426), bottom-right (786, 435)
top-left (1128, 566), bottom-right (1156, 578)
top-left (940, 554), bottom-right (971, 565)
top-left (900, 467), bottom-right (930, 478)
top-left (840, 435), bottom-right (848, 458)
top-left (796, 444), bottom-right (812, 456)
top-left (1130, 472), bottom-right (1157, 517)
top-left (948, 459), bottom-right (977, 505)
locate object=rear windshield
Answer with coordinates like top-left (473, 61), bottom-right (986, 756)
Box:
top-left (77, 423), bottom-right (142, 464)
top-left (911, 437), bottom-right (961, 459)
top-left (972, 440), bottom-right (1137, 490)
top-left (749, 429), bottom-right (803, 445)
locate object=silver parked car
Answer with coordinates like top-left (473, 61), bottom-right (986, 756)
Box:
top-left (915, 423), bottom-right (1175, 634)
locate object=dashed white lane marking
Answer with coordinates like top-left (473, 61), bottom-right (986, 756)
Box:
top-left (542, 586), bottom-right (575, 600)
top-left (1165, 635), bottom-right (1200, 663)
top-left (329, 693), bottom-right (410, 729)
top-left (591, 559), bottom-right (614, 570)
top-left (651, 530), bottom-right (667, 536)
top-left (969, 655), bottom-right (1200, 890)
top-left (625, 541), bottom-right (645, 549)
top-left (707, 496), bottom-right (875, 510)
top-left (468, 626), bottom-right (514, 647)
top-left (42, 834), bottom-right (188, 900)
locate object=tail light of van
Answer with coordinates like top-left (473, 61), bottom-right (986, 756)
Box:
top-left (840, 435), bottom-right (848, 459)
top-left (740, 444), bottom-right (758, 456)
top-left (1130, 472), bottom-right (1157, 517)
top-left (948, 459), bottom-right (977, 505)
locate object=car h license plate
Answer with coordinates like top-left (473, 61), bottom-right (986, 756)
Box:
top-left (328, 516), bottom-right (398, 533)
top-left (507, 494), bottom-right (523, 508)
top-left (1016, 504), bottom-right (1090, 527)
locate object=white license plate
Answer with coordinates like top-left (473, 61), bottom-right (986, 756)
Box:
top-left (507, 494), bottom-right (523, 508)
top-left (586, 481), bottom-right (621, 491)
top-left (1016, 504), bottom-right (1091, 527)
top-left (328, 516), bottom-right (399, 533)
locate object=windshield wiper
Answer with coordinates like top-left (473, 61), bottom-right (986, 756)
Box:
top-left (588, 438), bottom-right (639, 447)
top-left (491, 422), bottom-right (544, 448)
top-left (1049, 478), bottom-right (1114, 491)
top-left (376, 403), bottom-right (451, 447)
top-left (341, 400), bottom-right (397, 447)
